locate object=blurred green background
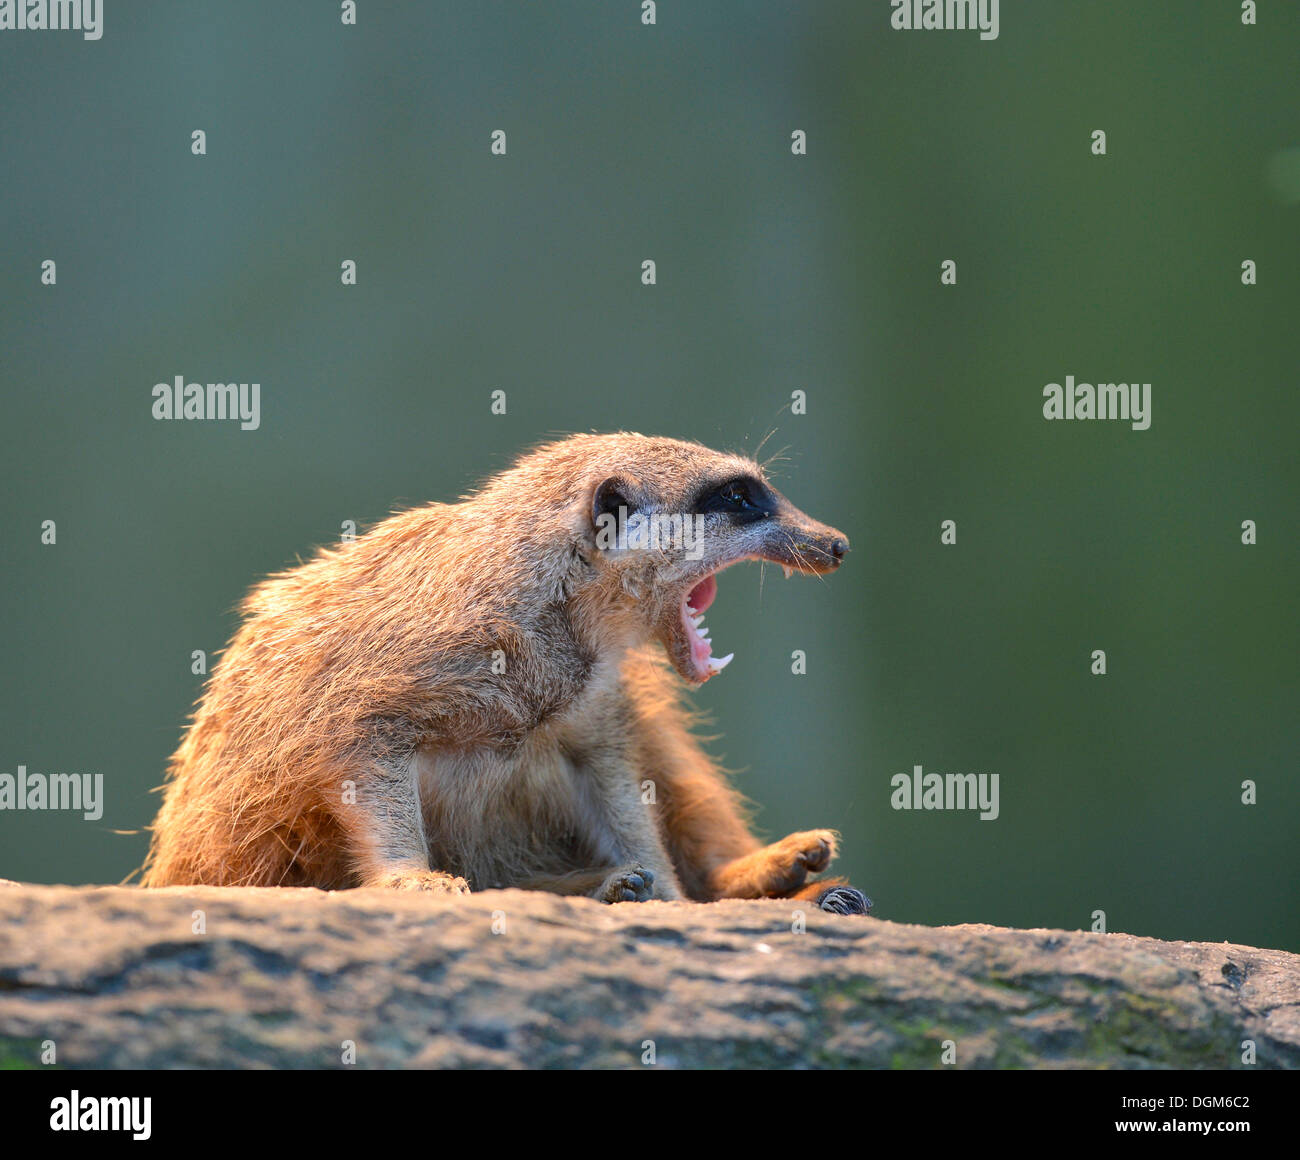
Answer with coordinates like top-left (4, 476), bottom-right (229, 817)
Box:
top-left (2, 2), bottom-right (1296, 949)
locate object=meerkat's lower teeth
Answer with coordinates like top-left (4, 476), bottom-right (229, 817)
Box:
top-left (707, 653), bottom-right (734, 673)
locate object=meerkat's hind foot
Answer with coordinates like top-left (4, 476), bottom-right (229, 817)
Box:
top-left (788, 877), bottom-right (871, 915)
top-left (596, 865), bottom-right (656, 903)
top-left (815, 885), bottom-right (872, 915)
top-left (363, 869), bottom-right (471, 894)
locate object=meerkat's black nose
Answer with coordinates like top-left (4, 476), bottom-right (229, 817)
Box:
top-left (831, 537), bottom-right (850, 560)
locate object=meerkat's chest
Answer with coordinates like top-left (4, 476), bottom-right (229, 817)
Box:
top-left (410, 655), bottom-right (633, 887)
top-left (410, 730), bottom-right (619, 887)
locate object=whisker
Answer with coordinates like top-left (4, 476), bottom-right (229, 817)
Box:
top-left (761, 443), bottom-right (793, 476)
top-left (753, 425), bottom-right (779, 462)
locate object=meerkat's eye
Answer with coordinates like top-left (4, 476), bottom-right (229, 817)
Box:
top-left (719, 481), bottom-right (754, 508)
top-left (698, 476), bottom-right (772, 520)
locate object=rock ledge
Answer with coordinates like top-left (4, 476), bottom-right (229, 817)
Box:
top-left (0, 883), bottom-right (1295, 1069)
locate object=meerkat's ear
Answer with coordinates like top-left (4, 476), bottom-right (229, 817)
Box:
top-left (591, 475), bottom-right (637, 528)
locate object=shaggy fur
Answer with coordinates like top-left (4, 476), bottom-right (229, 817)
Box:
top-left (142, 432), bottom-right (854, 904)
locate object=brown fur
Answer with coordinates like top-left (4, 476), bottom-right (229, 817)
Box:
top-left (141, 432), bottom-right (853, 904)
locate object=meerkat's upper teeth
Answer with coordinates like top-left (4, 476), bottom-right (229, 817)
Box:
top-left (707, 653), bottom-right (734, 673)
top-left (699, 628), bottom-right (710, 640)
top-left (692, 615), bottom-right (705, 628)
top-left (782, 565), bottom-right (794, 579)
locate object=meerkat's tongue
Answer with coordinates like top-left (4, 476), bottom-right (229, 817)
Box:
top-left (684, 575), bottom-right (732, 676)
top-left (687, 575), bottom-right (717, 614)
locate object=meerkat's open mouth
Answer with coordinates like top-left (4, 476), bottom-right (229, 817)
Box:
top-left (675, 560), bottom-right (812, 682)
top-left (654, 498), bottom-right (848, 685)
top-left (666, 527), bottom-right (847, 684)
top-left (681, 573), bottom-right (733, 680)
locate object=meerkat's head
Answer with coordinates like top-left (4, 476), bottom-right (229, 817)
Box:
top-left (541, 433), bottom-right (850, 685)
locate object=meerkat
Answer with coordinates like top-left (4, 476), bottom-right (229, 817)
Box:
top-left (142, 432), bottom-right (868, 913)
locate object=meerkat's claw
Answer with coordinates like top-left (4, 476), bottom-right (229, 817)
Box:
top-left (598, 865), bottom-right (656, 903)
top-left (816, 886), bottom-right (872, 916)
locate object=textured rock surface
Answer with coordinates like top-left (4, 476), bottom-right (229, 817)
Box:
top-left (0, 882), bottom-right (1295, 1069)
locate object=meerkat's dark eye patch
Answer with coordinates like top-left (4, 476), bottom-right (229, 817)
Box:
top-left (694, 475), bottom-right (775, 522)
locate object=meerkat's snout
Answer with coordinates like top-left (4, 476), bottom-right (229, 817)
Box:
top-left (759, 494), bottom-right (850, 576)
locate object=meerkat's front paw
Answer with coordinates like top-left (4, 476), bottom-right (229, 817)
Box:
top-left (709, 829), bottom-right (839, 899)
top-left (760, 829), bottom-right (837, 893)
top-left (364, 869), bottom-right (471, 894)
top-left (596, 865), bottom-right (656, 903)
top-left (788, 830), bottom-right (836, 875)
